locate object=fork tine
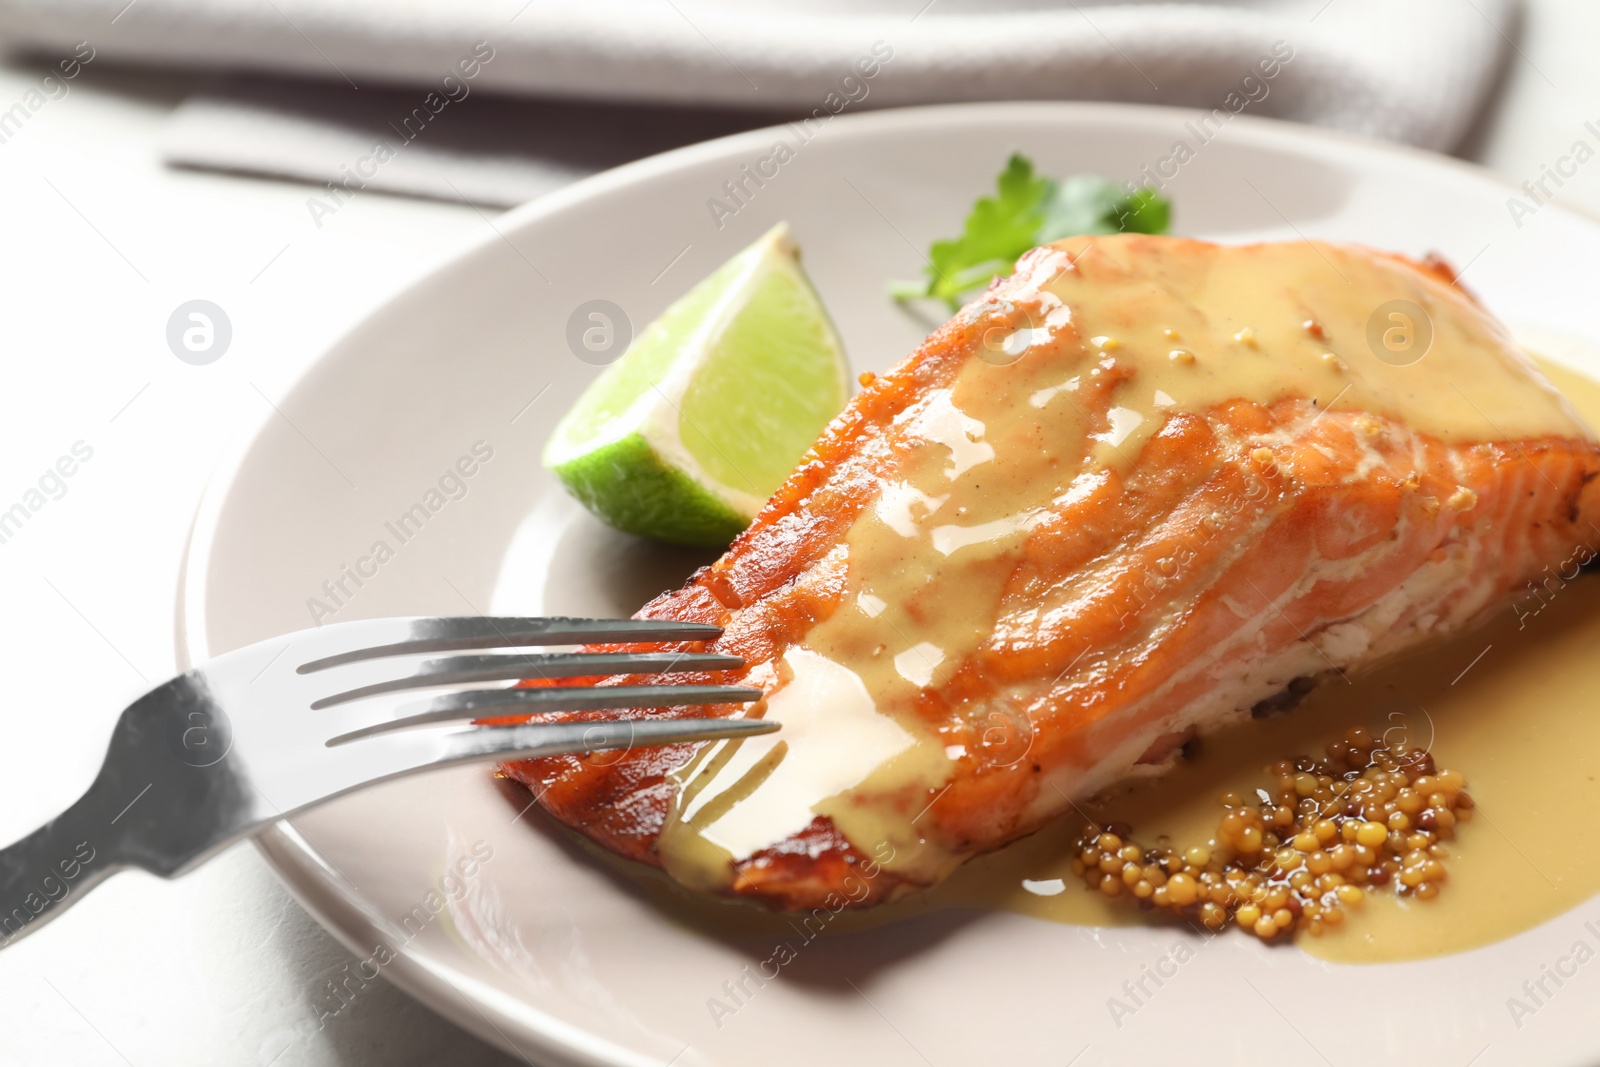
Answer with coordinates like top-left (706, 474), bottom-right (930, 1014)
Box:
top-left (309, 651), bottom-right (745, 709)
top-left (297, 617), bottom-right (724, 674)
top-left (325, 684), bottom-right (766, 745)
top-left (349, 717), bottom-right (780, 782)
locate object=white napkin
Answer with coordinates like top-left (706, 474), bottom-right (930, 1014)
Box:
top-left (0, 0), bottom-right (1515, 206)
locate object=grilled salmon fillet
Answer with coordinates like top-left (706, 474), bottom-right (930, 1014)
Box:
top-left (504, 234), bottom-right (1600, 911)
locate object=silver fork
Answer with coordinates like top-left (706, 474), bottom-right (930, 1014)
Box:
top-left (0, 615), bottom-right (771, 950)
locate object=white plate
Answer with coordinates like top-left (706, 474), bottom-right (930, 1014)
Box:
top-left (179, 103), bottom-right (1600, 1067)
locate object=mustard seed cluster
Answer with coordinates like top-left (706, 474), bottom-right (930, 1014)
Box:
top-left (1070, 727), bottom-right (1474, 940)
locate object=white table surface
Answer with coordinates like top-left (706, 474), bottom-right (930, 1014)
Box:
top-left (2, 4), bottom-right (1597, 1063)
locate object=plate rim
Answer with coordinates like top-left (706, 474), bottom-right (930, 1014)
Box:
top-left (173, 99), bottom-right (1600, 1065)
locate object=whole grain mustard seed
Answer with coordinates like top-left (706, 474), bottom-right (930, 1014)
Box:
top-left (1068, 727), bottom-right (1473, 941)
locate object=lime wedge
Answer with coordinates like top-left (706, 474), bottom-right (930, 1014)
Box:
top-left (543, 223), bottom-right (850, 546)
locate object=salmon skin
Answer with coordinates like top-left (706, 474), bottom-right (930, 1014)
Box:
top-left (504, 234), bottom-right (1600, 911)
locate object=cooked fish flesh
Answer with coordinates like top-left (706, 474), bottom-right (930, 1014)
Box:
top-left (504, 234), bottom-right (1600, 911)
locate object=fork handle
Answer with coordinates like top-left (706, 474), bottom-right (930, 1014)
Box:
top-left (0, 776), bottom-right (131, 950)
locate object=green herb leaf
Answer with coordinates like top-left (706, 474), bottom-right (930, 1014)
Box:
top-left (1039, 175), bottom-right (1169, 242)
top-left (896, 153), bottom-right (1172, 310)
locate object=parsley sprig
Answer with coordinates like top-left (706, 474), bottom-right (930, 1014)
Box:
top-left (891, 153), bottom-right (1171, 310)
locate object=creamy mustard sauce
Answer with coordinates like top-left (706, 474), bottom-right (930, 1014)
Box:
top-left (627, 355), bottom-right (1600, 964)
top-left (1023, 237), bottom-right (1586, 458)
top-left (654, 235), bottom-right (1592, 902)
top-left (928, 360), bottom-right (1600, 962)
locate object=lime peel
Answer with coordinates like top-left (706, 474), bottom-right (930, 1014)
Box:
top-left (543, 223), bottom-right (849, 547)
